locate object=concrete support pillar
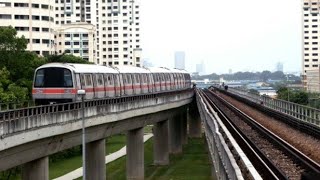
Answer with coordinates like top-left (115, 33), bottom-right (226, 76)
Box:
top-left (181, 112), bottom-right (188, 145)
top-left (85, 139), bottom-right (106, 180)
top-left (22, 156), bottom-right (48, 180)
top-left (189, 105), bottom-right (202, 138)
top-left (169, 114), bottom-right (182, 154)
top-left (127, 127), bottom-right (144, 180)
top-left (153, 119), bottom-right (169, 165)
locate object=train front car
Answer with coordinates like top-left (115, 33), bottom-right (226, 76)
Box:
top-left (32, 63), bottom-right (77, 105)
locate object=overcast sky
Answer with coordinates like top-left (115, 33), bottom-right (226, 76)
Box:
top-left (140, 0), bottom-right (302, 74)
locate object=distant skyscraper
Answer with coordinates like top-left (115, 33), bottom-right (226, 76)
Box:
top-left (196, 61), bottom-right (205, 75)
top-left (174, 51), bottom-right (185, 69)
top-left (229, 69), bottom-right (233, 74)
top-left (276, 62), bottom-right (283, 72)
top-left (302, 1), bottom-right (320, 91)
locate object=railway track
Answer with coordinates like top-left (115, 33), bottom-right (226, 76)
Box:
top-left (199, 89), bottom-right (320, 180)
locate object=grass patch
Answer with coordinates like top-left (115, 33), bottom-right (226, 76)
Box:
top-left (49, 134), bottom-right (126, 179)
top-left (105, 137), bottom-right (212, 180)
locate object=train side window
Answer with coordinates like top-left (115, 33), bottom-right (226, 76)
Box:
top-left (136, 74), bottom-right (140, 83)
top-left (35, 69), bottom-right (44, 87)
top-left (85, 74), bottom-right (92, 86)
top-left (127, 74), bottom-right (132, 84)
top-left (123, 74), bottom-right (127, 84)
top-left (80, 74), bottom-right (86, 87)
top-left (97, 74), bottom-right (103, 86)
top-left (114, 74), bottom-right (119, 86)
top-left (154, 74), bottom-right (158, 82)
top-left (107, 74), bottom-right (112, 85)
top-left (63, 70), bottom-right (73, 87)
top-left (109, 74), bottom-right (114, 85)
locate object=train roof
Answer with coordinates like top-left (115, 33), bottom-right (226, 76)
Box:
top-left (146, 67), bottom-right (171, 73)
top-left (112, 66), bottom-right (151, 73)
top-left (36, 63), bottom-right (118, 73)
top-left (168, 68), bottom-right (189, 74)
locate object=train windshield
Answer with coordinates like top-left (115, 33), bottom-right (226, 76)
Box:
top-left (34, 68), bottom-right (73, 88)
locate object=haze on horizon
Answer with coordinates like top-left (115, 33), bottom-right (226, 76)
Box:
top-left (140, 0), bottom-right (302, 75)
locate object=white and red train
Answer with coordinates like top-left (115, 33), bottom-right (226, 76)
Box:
top-left (32, 63), bottom-right (191, 104)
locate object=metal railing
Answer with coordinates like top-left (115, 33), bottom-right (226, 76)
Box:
top-left (227, 88), bottom-right (320, 127)
top-left (0, 100), bottom-right (35, 112)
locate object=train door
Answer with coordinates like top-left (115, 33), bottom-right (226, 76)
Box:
top-left (114, 74), bottom-right (121, 97)
top-left (84, 74), bottom-right (94, 99)
top-left (75, 73), bottom-right (82, 101)
top-left (104, 74), bottom-right (115, 97)
top-left (127, 74), bottom-right (133, 95)
top-left (132, 74), bottom-right (136, 95)
top-left (141, 74), bottom-right (147, 93)
top-left (165, 73), bottom-right (170, 91)
top-left (96, 74), bottom-right (104, 98)
top-left (119, 74), bottom-right (124, 96)
top-left (135, 74), bottom-right (141, 94)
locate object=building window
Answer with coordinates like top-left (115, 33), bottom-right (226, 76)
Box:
top-left (32, 27), bottom-right (40, 32)
top-left (42, 16), bottom-right (49, 21)
top-left (14, 3), bottom-right (28, 7)
top-left (0, 14), bottom-right (11, 19)
top-left (41, 4), bottom-right (49, 9)
top-left (42, 39), bottom-right (50, 44)
top-left (0, 2), bottom-right (11, 7)
top-left (305, 65), bottom-right (309, 67)
top-left (312, 65), bottom-right (318, 67)
top-left (15, 27), bottom-right (29, 31)
top-left (15, 15), bottom-right (29, 20)
top-left (32, 39), bottom-right (40, 44)
top-left (32, 4), bottom-right (39, 8)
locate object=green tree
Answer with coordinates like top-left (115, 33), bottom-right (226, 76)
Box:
top-left (46, 53), bottom-right (92, 64)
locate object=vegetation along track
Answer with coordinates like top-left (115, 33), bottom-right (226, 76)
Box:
top-left (200, 89), bottom-right (320, 180)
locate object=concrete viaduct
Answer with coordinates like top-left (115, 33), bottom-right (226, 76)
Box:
top-left (0, 89), bottom-right (201, 180)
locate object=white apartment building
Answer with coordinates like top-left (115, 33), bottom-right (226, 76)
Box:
top-left (54, 0), bottom-right (141, 66)
top-left (302, 0), bottom-right (320, 92)
top-left (55, 22), bottom-right (96, 62)
top-left (0, 0), bottom-right (55, 56)
top-left (306, 68), bottom-right (320, 92)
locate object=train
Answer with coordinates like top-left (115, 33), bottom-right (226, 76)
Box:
top-left (32, 63), bottom-right (192, 104)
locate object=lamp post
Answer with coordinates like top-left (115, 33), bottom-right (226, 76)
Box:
top-left (77, 89), bottom-right (86, 180)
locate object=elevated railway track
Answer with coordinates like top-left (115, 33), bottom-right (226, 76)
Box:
top-left (198, 88), bottom-right (320, 179)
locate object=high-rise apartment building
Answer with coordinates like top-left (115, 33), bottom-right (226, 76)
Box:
top-left (55, 22), bottom-right (96, 62)
top-left (174, 51), bottom-right (185, 69)
top-left (0, 0), bottom-right (56, 56)
top-left (302, 0), bottom-right (320, 92)
top-left (0, 0), bottom-right (141, 66)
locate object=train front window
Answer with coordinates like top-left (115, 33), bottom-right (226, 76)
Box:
top-left (34, 68), bottom-right (73, 88)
